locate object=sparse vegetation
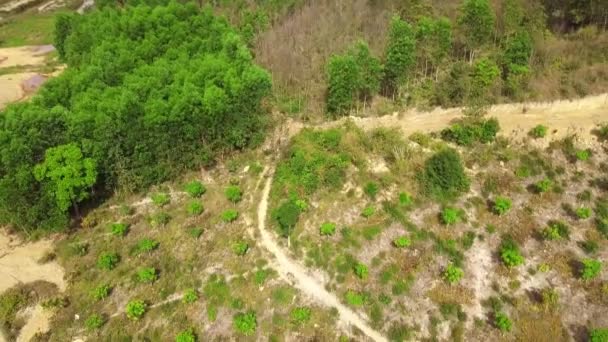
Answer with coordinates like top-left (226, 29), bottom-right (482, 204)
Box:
top-left (529, 125), bottom-right (547, 138)
top-left (493, 197), bottom-right (512, 215)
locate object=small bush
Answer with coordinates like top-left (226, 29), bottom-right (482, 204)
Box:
top-left (97, 252), bottom-right (120, 270)
top-left (581, 240), bottom-right (599, 254)
top-left (175, 328), bottom-right (197, 342)
top-left (576, 207), bottom-right (592, 220)
top-left (581, 259), bottom-right (602, 280)
top-left (254, 269), bottom-right (270, 286)
top-left (494, 311), bottom-right (512, 332)
top-left (225, 185), bottom-right (243, 203)
top-left (398, 192), bottom-right (413, 207)
top-left (576, 149), bottom-right (591, 161)
top-left (232, 241), bottom-right (249, 256)
top-left (320, 222), bottom-right (337, 236)
top-left (233, 311), bottom-right (257, 336)
top-left (441, 118), bottom-right (500, 146)
top-left (493, 197), bottom-right (512, 215)
top-left (354, 263), bottom-right (369, 280)
top-left (542, 221), bottom-right (570, 240)
top-left (150, 212), bottom-right (171, 227)
top-left (534, 178), bottom-right (553, 193)
top-left (364, 182), bottom-right (379, 199)
top-left (361, 206), bottom-right (375, 218)
top-left (590, 328), bottom-right (608, 342)
top-left (110, 223), bottom-right (129, 237)
top-left (91, 283), bottom-right (111, 301)
top-left (189, 227), bottom-right (203, 239)
top-left (362, 226), bottom-right (382, 240)
top-left (221, 209), bottom-right (239, 223)
top-left (441, 207), bottom-right (461, 225)
top-left (187, 201), bottom-right (204, 216)
top-left (420, 148), bottom-right (470, 200)
top-left (529, 125), bottom-right (547, 138)
top-left (134, 238), bottom-right (160, 254)
top-left (125, 300), bottom-right (147, 320)
top-left (151, 192), bottom-right (170, 207)
top-left (393, 236), bottom-right (411, 248)
top-left (345, 290), bottom-right (366, 306)
top-left (290, 307), bottom-right (312, 325)
top-left (136, 267), bottom-right (158, 283)
top-left (184, 181), bottom-right (206, 198)
top-left (443, 264), bottom-right (464, 284)
top-left (500, 236), bottom-right (524, 267)
top-left (85, 313), bottom-right (105, 330)
top-left (182, 289), bottom-right (198, 304)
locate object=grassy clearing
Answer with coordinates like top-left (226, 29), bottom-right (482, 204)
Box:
top-left (0, 11), bottom-right (63, 47)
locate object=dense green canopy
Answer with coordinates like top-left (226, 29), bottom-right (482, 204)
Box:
top-left (0, 2), bottom-right (271, 232)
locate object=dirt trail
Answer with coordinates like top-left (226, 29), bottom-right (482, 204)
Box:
top-left (256, 168), bottom-right (387, 342)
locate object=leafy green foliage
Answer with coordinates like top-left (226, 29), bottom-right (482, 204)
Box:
top-left (499, 236), bottom-right (524, 267)
top-left (493, 197), bottom-right (512, 215)
top-left (221, 209), bottom-right (239, 223)
top-left (441, 207), bottom-right (461, 225)
top-left (458, 0), bottom-right (495, 50)
top-left (420, 148), bottom-right (470, 200)
top-left (542, 221), bottom-right (570, 241)
top-left (84, 313), bottom-right (105, 330)
top-left (182, 289), bottom-right (198, 304)
top-left (443, 264), bottom-right (464, 284)
top-left (393, 236), bottom-right (411, 248)
top-left (134, 238), bottom-right (159, 254)
top-left (383, 15), bottom-right (416, 93)
top-left (225, 186), bottom-right (243, 203)
top-left (576, 207), bottom-right (592, 220)
top-left (535, 178), bottom-right (553, 193)
top-left (590, 328), bottom-right (608, 342)
top-left (471, 57), bottom-right (500, 99)
top-left (576, 149), bottom-right (591, 161)
top-left (136, 267), bottom-right (158, 283)
top-left (184, 181), bottom-right (206, 198)
top-left (233, 311), bottom-right (257, 336)
top-left (273, 200), bottom-right (301, 237)
top-left (232, 241), bottom-right (249, 256)
top-left (529, 125), bottom-right (548, 138)
top-left (398, 192), bottom-right (413, 207)
top-left (364, 182), bottom-right (380, 199)
top-left (580, 259), bottom-right (602, 280)
top-left (97, 252), bottom-right (120, 270)
top-left (290, 307), bottom-right (312, 325)
top-left (151, 193), bottom-right (170, 207)
top-left (110, 223), bottom-right (129, 237)
top-left (150, 212), bottom-right (171, 227)
top-left (354, 263), bottom-right (369, 280)
top-left (254, 269), bottom-right (270, 286)
top-left (91, 283), bottom-right (111, 301)
top-left (187, 201), bottom-right (204, 216)
top-left (125, 299), bottom-right (146, 320)
top-left (361, 206), bottom-right (375, 218)
top-left (189, 227), bottom-right (204, 239)
top-left (494, 311), bottom-right (512, 332)
top-left (320, 222), bottom-right (337, 236)
top-left (175, 328), bottom-right (197, 342)
top-left (441, 118), bottom-right (500, 145)
top-left (345, 290), bottom-right (367, 306)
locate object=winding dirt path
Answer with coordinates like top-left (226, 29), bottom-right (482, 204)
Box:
top-left (256, 168), bottom-right (387, 342)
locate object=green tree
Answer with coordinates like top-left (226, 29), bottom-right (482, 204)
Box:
top-left (470, 57), bottom-right (500, 101)
top-left (326, 53), bottom-right (359, 115)
top-left (351, 40), bottom-right (383, 100)
top-left (54, 13), bottom-right (73, 60)
top-left (416, 16), bottom-right (453, 78)
top-left (420, 148), bottom-right (470, 200)
top-left (34, 143), bottom-right (97, 217)
top-left (383, 15), bottom-right (417, 94)
top-left (458, 0), bottom-right (496, 61)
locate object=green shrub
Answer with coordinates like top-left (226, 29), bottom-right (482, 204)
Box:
top-left (534, 178), bottom-right (553, 193)
top-left (443, 264), bottom-right (464, 284)
top-left (320, 222), bottom-right (337, 236)
top-left (354, 263), bottom-right (369, 280)
top-left (150, 212), bottom-right (171, 227)
top-left (290, 307), bottom-right (312, 325)
top-left (221, 209), bottom-right (239, 223)
top-left (362, 226), bottom-right (382, 240)
top-left (151, 193), bottom-right (170, 207)
top-left (345, 290), bottom-right (366, 306)
top-left (441, 207), bottom-right (461, 225)
top-left (182, 289), bottom-right (199, 304)
top-left (136, 267), bottom-right (158, 283)
top-left (254, 269), bottom-right (270, 286)
top-left (493, 197), bottom-right (512, 215)
top-left (188, 227), bottom-right (204, 239)
top-left (441, 118), bottom-right (500, 145)
top-left (529, 125), bottom-right (547, 138)
top-left (184, 181), bottom-right (206, 198)
top-left (364, 182), bottom-right (379, 199)
top-left (274, 200), bottom-right (301, 237)
top-left (361, 206), bottom-right (375, 218)
top-left (134, 238), bottom-right (159, 254)
top-left (187, 201), bottom-right (204, 216)
top-left (175, 328), bottom-right (197, 342)
top-left (225, 186), bottom-right (243, 203)
top-left (232, 241), bottom-right (249, 256)
top-left (581, 259), bottom-right (602, 280)
top-left (398, 192), bottom-right (413, 207)
top-left (499, 236), bottom-right (524, 267)
top-left (110, 223), bottom-right (129, 237)
top-left (125, 300), bottom-right (147, 320)
top-left (233, 311), bottom-right (257, 336)
top-left (393, 236), bottom-right (411, 248)
top-left (581, 240), bottom-right (599, 254)
top-left (85, 313), bottom-right (105, 330)
top-left (97, 252), bottom-right (120, 270)
top-left (420, 148), bottom-right (470, 200)
top-left (576, 207), bottom-right (592, 220)
top-left (494, 311), bottom-right (512, 332)
top-left (576, 149), bottom-right (591, 161)
top-left (542, 221), bottom-right (570, 241)
top-left (91, 283), bottom-right (111, 301)
top-left (590, 328), bottom-right (608, 342)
